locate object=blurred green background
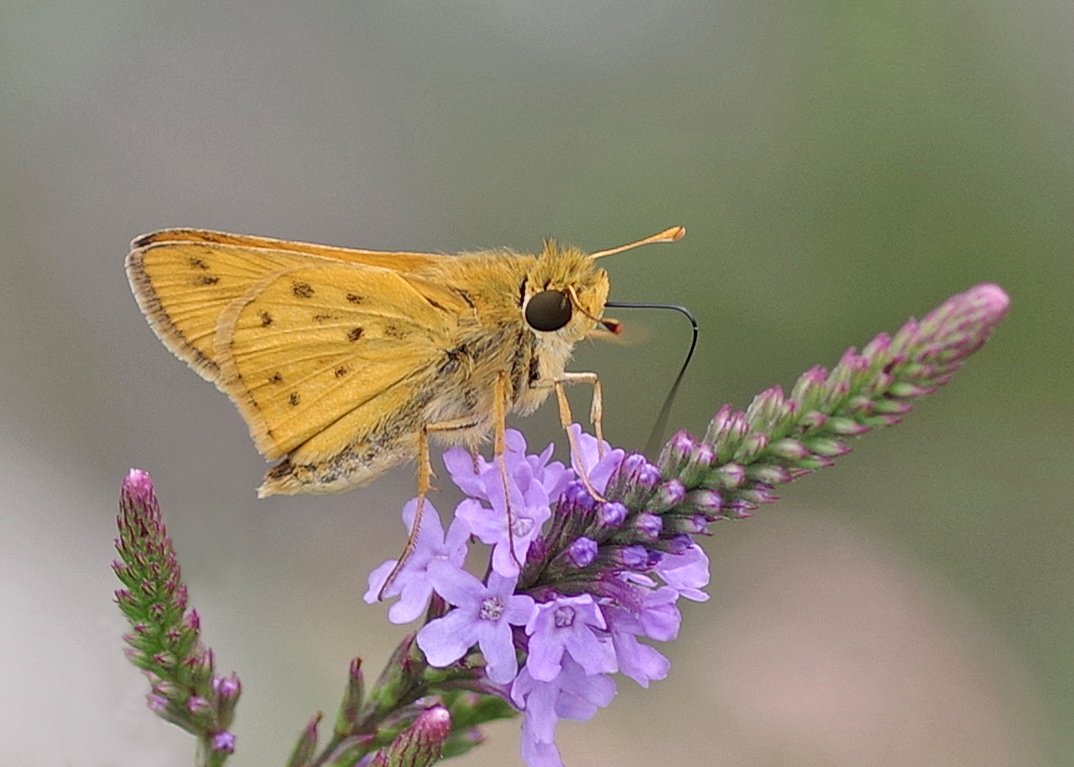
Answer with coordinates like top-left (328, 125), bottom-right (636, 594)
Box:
top-left (2, 3), bottom-right (1070, 766)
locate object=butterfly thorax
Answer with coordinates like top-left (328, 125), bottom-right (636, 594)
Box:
top-left (417, 243), bottom-right (609, 442)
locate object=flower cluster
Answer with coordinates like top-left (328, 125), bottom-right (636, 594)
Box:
top-left (366, 426), bottom-right (710, 767)
top-left (365, 283), bottom-right (1012, 767)
top-left (114, 469), bottom-right (241, 767)
top-left (116, 283), bottom-right (1010, 767)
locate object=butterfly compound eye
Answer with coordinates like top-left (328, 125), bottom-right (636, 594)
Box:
top-left (525, 289), bottom-right (573, 332)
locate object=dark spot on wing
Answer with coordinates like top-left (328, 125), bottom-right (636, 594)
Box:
top-left (346, 292), bottom-right (364, 304)
top-left (259, 311), bottom-right (273, 327)
top-left (292, 281), bottom-right (314, 298)
top-left (313, 313), bottom-right (335, 323)
top-left (289, 392), bottom-right (301, 407)
top-left (383, 324), bottom-right (405, 339)
top-left (347, 327), bottom-right (364, 342)
top-left (268, 372), bottom-right (283, 384)
top-left (334, 366), bottom-right (348, 378)
top-left (189, 257), bottom-right (210, 270)
top-left (198, 275), bottom-right (219, 285)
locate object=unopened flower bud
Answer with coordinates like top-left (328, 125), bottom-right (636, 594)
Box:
top-left (371, 705), bottom-right (451, 767)
top-left (211, 731), bottom-right (236, 753)
top-left (647, 479), bottom-right (686, 513)
top-left (633, 512), bottom-right (663, 541)
top-left (598, 501), bottom-right (627, 528)
top-left (567, 537), bottom-right (598, 568)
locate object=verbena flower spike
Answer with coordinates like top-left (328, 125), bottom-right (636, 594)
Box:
top-left (114, 469), bottom-right (242, 767)
top-left (115, 283), bottom-right (1009, 766)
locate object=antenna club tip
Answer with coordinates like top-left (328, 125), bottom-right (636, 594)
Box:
top-left (668, 225), bottom-right (686, 241)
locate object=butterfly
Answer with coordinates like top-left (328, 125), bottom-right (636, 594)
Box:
top-left (126, 225), bottom-right (685, 501)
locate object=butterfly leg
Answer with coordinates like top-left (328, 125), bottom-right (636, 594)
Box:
top-left (376, 415), bottom-right (480, 600)
top-left (493, 371), bottom-right (524, 570)
top-left (551, 371), bottom-right (608, 501)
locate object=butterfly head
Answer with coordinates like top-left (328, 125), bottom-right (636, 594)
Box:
top-left (522, 242), bottom-right (614, 342)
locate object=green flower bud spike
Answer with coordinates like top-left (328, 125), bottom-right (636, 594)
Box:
top-left (671, 283), bottom-right (1010, 517)
top-left (114, 469), bottom-right (242, 767)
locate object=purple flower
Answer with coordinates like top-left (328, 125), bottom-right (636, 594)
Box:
top-left (524, 595), bottom-right (617, 681)
top-left (416, 561), bottom-right (535, 684)
top-left (654, 543), bottom-right (710, 602)
top-left (364, 499), bottom-right (470, 624)
top-left (511, 655), bottom-right (617, 767)
top-left (360, 424), bottom-right (717, 766)
top-left (605, 618), bottom-right (671, 688)
top-left (601, 585), bottom-right (681, 687)
top-left (568, 424), bottom-right (624, 495)
top-left (450, 430), bottom-right (568, 577)
top-left (444, 430), bottom-right (571, 503)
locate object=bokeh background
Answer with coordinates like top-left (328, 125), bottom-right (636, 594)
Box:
top-left (2, 3), bottom-right (1071, 765)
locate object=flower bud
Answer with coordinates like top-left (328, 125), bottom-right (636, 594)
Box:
top-left (633, 512), bottom-right (663, 541)
top-left (211, 731), bottom-right (236, 753)
top-left (567, 537), bottom-right (598, 568)
top-left (646, 479), bottom-right (685, 513)
top-left (597, 501), bottom-right (627, 528)
top-left (371, 706), bottom-right (451, 767)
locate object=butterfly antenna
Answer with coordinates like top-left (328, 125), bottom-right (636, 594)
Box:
top-left (590, 225), bottom-right (686, 260)
top-left (604, 301), bottom-right (698, 456)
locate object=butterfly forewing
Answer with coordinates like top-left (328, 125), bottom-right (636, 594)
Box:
top-left (134, 229), bottom-right (444, 271)
top-left (127, 232), bottom-right (449, 382)
top-left (126, 242), bottom-right (308, 380)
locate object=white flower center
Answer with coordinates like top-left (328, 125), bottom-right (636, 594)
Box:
top-left (479, 595), bottom-right (506, 621)
top-left (553, 606), bottom-right (576, 628)
top-left (511, 517), bottom-right (534, 537)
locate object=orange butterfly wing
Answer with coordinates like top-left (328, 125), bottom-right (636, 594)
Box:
top-left (126, 231), bottom-right (472, 467)
top-left (126, 230), bottom-right (446, 383)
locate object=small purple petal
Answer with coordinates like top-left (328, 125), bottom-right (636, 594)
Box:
top-left (655, 544), bottom-right (710, 602)
top-left (618, 545), bottom-right (650, 571)
top-left (416, 608), bottom-right (476, 667)
top-left (363, 499), bottom-right (469, 623)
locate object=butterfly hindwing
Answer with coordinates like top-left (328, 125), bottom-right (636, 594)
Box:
top-left (214, 262), bottom-right (468, 463)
